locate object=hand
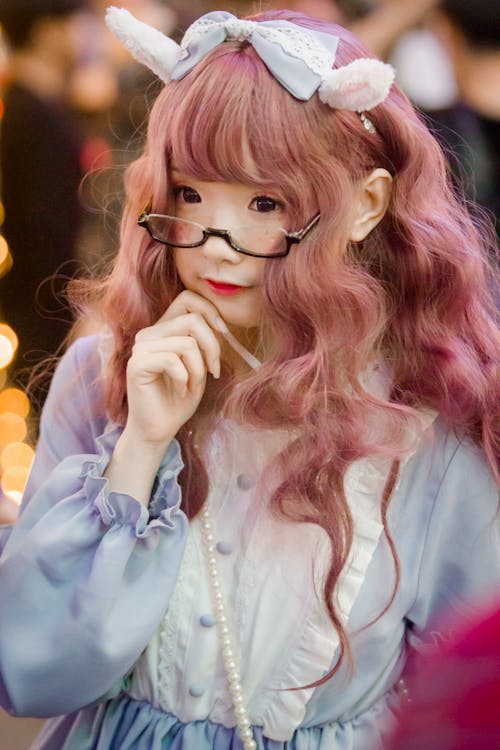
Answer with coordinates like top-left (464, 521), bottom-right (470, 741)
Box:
top-left (123, 290), bottom-right (227, 449)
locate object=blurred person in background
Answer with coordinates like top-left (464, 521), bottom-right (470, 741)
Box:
top-left (347, 0), bottom-right (499, 234)
top-left (429, 0), bottom-right (500, 237)
top-left (268, 0), bottom-right (343, 23)
top-left (0, 0), bottom-right (91, 383)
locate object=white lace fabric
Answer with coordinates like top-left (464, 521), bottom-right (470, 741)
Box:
top-left (180, 17), bottom-right (335, 77)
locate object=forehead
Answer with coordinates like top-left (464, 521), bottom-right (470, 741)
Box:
top-left (169, 165), bottom-right (283, 195)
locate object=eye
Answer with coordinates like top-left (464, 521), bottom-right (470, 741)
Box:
top-left (250, 195), bottom-right (283, 213)
top-left (174, 185), bottom-right (201, 203)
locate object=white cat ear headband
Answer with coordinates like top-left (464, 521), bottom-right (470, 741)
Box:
top-left (105, 7), bottom-right (395, 133)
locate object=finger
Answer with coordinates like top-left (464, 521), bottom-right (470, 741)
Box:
top-left (128, 351), bottom-right (190, 398)
top-left (131, 337), bottom-right (208, 393)
top-left (134, 316), bottom-right (221, 378)
top-left (160, 290), bottom-right (229, 334)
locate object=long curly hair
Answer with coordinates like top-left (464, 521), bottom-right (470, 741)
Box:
top-left (78, 10), bottom-right (499, 682)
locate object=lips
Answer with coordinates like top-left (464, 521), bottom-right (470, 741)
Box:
top-left (206, 279), bottom-right (246, 296)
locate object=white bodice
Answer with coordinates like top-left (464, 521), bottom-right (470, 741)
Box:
top-left (127, 420), bottom-right (398, 741)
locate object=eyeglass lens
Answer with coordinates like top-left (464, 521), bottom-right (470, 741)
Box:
top-left (146, 215), bottom-right (288, 256)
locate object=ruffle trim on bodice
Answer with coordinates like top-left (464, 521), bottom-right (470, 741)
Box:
top-left (257, 455), bottom-right (387, 740)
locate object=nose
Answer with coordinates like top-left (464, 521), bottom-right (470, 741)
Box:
top-left (201, 230), bottom-right (242, 264)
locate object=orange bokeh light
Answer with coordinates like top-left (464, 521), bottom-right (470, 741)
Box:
top-left (0, 324), bottom-right (17, 368)
top-left (0, 235), bottom-right (8, 264)
top-left (0, 335), bottom-right (14, 369)
top-left (0, 387), bottom-right (30, 418)
top-left (1, 465), bottom-right (29, 495)
top-left (0, 413), bottom-right (26, 444)
top-left (1, 441), bottom-right (34, 471)
top-left (0, 323), bottom-right (17, 350)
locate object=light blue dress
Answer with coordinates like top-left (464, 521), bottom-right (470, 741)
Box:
top-left (0, 335), bottom-right (498, 750)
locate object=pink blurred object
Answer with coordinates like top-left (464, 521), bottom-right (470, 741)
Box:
top-left (389, 604), bottom-right (500, 750)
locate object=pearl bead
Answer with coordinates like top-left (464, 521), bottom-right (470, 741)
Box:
top-left (199, 502), bottom-right (256, 748)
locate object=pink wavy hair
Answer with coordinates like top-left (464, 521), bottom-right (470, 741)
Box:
top-left (76, 11), bottom-right (499, 682)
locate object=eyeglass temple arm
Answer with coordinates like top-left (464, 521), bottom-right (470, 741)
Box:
top-left (288, 213), bottom-right (321, 242)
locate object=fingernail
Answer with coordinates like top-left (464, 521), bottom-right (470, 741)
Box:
top-left (215, 317), bottom-right (229, 334)
top-left (212, 361), bottom-right (220, 379)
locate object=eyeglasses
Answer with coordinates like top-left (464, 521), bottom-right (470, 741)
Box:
top-left (137, 210), bottom-right (320, 258)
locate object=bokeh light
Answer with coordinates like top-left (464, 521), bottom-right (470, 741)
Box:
top-left (1, 441), bottom-right (34, 471)
top-left (0, 324), bottom-right (17, 368)
top-left (0, 387), bottom-right (30, 418)
top-left (0, 235), bottom-right (8, 263)
top-left (0, 413), bottom-right (27, 445)
top-left (1, 465), bottom-right (29, 495)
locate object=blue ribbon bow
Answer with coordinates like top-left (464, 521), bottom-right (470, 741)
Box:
top-left (171, 11), bottom-right (339, 101)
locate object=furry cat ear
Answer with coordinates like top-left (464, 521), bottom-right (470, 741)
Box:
top-left (319, 59), bottom-right (395, 112)
top-left (105, 6), bottom-right (181, 83)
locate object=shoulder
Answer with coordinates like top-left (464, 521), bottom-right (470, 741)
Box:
top-left (50, 333), bottom-right (104, 394)
top-left (403, 417), bottom-right (495, 502)
top-left (400, 420), bottom-right (499, 629)
top-left (42, 333), bottom-right (108, 435)
top-left (393, 417), bottom-right (498, 548)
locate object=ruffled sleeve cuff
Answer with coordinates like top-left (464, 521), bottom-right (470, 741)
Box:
top-left (80, 423), bottom-right (184, 538)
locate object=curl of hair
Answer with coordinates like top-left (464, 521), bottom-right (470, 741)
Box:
top-left (76, 10), bottom-right (499, 684)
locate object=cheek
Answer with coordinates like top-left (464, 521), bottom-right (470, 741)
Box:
top-left (173, 249), bottom-right (197, 285)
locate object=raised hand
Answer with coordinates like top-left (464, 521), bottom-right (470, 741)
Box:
top-left (104, 290), bottom-right (227, 505)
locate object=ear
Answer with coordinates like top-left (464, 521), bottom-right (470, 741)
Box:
top-left (349, 168), bottom-right (392, 242)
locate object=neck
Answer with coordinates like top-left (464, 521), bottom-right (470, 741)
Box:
top-left (9, 50), bottom-right (67, 100)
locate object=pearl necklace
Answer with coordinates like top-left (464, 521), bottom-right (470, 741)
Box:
top-left (199, 505), bottom-right (257, 750)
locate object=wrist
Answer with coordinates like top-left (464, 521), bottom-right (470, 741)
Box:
top-left (104, 428), bottom-right (174, 507)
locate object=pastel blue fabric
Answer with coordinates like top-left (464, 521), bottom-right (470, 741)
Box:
top-left (171, 11), bottom-right (339, 101)
top-left (0, 334), bottom-right (498, 750)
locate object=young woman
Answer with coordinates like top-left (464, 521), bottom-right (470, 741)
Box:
top-left (0, 8), bottom-right (498, 750)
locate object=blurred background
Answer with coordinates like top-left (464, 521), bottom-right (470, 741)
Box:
top-left (0, 1), bottom-right (498, 745)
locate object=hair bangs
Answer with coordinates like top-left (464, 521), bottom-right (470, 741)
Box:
top-left (156, 42), bottom-right (323, 215)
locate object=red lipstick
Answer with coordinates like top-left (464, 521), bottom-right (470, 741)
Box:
top-left (206, 279), bottom-right (245, 296)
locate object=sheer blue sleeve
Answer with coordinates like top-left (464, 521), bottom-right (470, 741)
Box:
top-left (405, 432), bottom-right (499, 651)
top-left (0, 336), bottom-right (188, 717)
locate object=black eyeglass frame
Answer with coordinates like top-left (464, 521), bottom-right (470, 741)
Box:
top-left (137, 210), bottom-right (321, 258)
